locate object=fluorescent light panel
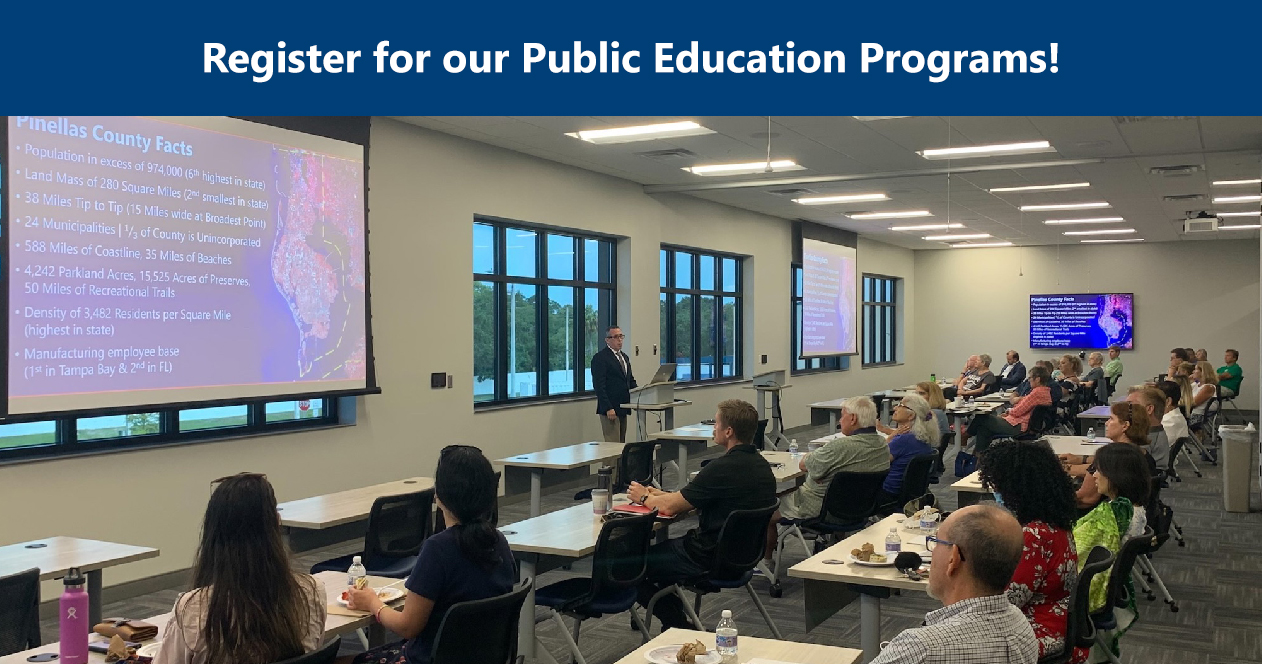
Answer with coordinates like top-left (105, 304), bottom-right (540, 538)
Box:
top-left (1219, 224), bottom-right (1262, 230)
top-left (889, 223), bottom-right (965, 231)
top-left (1043, 217), bottom-right (1125, 225)
top-left (1217, 211), bottom-right (1262, 217)
top-left (793, 193), bottom-right (888, 205)
top-left (1081, 238), bottom-right (1145, 244)
top-left (1213, 195), bottom-right (1262, 204)
top-left (683, 160), bottom-right (803, 176)
top-left (919, 140), bottom-right (1054, 160)
top-left (923, 233), bottom-right (991, 241)
top-left (847, 210), bottom-right (932, 220)
top-left (1062, 228), bottom-right (1136, 236)
top-left (565, 121), bottom-right (714, 144)
top-left (949, 241), bottom-right (1014, 248)
top-left (1020, 202), bottom-right (1111, 211)
top-left (989, 182), bottom-right (1090, 193)
top-left (1212, 179), bottom-right (1262, 186)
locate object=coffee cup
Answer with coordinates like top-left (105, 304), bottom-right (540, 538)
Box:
top-left (592, 489), bottom-right (610, 515)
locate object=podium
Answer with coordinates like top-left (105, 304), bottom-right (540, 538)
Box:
top-left (623, 381), bottom-right (690, 441)
top-left (744, 370), bottom-right (790, 449)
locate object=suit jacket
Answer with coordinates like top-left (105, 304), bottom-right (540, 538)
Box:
top-left (999, 362), bottom-right (1027, 388)
top-left (592, 346), bottom-right (637, 416)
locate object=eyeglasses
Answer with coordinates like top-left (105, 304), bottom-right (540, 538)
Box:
top-left (925, 535), bottom-right (965, 561)
top-left (606, 334), bottom-right (625, 339)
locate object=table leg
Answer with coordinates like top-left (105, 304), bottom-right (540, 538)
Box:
top-left (530, 468), bottom-right (543, 518)
top-left (954, 414), bottom-right (965, 457)
top-left (518, 555), bottom-right (537, 658)
top-left (754, 390), bottom-right (766, 419)
top-left (87, 569), bottom-right (103, 630)
top-left (677, 443), bottom-right (690, 490)
top-left (829, 411), bottom-right (838, 432)
top-left (663, 408), bottom-right (674, 431)
top-left (860, 593), bottom-right (881, 663)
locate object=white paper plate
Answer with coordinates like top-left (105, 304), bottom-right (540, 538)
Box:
top-left (137, 642), bottom-right (162, 658)
top-left (337, 586), bottom-right (404, 606)
top-left (849, 553), bottom-right (897, 567)
top-left (644, 645), bottom-right (722, 664)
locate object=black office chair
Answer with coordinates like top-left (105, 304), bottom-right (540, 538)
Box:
top-left (752, 419), bottom-right (769, 451)
top-left (1105, 374), bottom-right (1121, 399)
top-left (1016, 405), bottom-right (1059, 441)
top-left (271, 636), bottom-right (341, 664)
top-left (1220, 376), bottom-right (1244, 423)
top-left (1090, 529), bottom-right (1157, 664)
top-left (1038, 546), bottom-right (1112, 664)
top-left (1167, 436), bottom-right (1203, 480)
top-left (430, 579), bottom-right (533, 664)
top-left (644, 504), bottom-right (782, 640)
top-left (311, 489), bottom-right (434, 578)
top-left (877, 453), bottom-right (936, 516)
top-left (534, 510), bottom-right (657, 664)
top-left (0, 568), bottom-right (40, 656)
top-left (575, 443), bottom-right (658, 501)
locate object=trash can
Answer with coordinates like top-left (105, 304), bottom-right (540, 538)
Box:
top-left (1219, 424), bottom-right (1258, 513)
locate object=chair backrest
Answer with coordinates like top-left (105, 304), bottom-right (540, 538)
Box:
top-left (1166, 437), bottom-right (1192, 473)
top-left (708, 503), bottom-right (778, 580)
top-left (616, 441), bottom-right (658, 492)
top-left (895, 453), bottom-right (937, 506)
top-left (753, 419), bottom-right (769, 451)
top-left (0, 568), bottom-right (40, 656)
top-left (430, 578), bottom-right (533, 664)
top-left (1026, 405), bottom-right (1058, 437)
top-left (271, 636), bottom-right (341, 664)
top-left (818, 471), bottom-right (889, 524)
top-left (364, 489), bottom-right (435, 560)
top-left (1066, 547), bottom-right (1113, 651)
top-left (588, 510), bottom-right (658, 599)
top-left (1103, 528), bottom-right (1157, 613)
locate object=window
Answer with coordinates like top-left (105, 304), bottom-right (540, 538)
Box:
top-left (473, 219), bottom-right (616, 406)
top-left (791, 265), bottom-right (850, 374)
top-left (863, 274), bottom-right (900, 366)
top-left (0, 399), bottom-right (339, 464)
top-left (660, 248), bottom-right (742, 383)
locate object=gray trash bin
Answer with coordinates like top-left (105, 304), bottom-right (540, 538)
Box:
top-left (1219, 424), bottom-right (1257, 513)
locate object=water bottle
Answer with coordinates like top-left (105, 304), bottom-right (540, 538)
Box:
top-left (59, 568), bottom-right (89, 664)
top-left (716, 610), bottom-right (737, 660)
top-left (885, 527), bottom-right (901, 554)
top-left (930, 373), bottom-right (937, 383)
top-left (596, 466), bottom-right (612, 493)
top-left (788, 439), bottom-right (799, 455)
top-left (1086, 427), bottom-right (1096, 443)
top-left (347, 555), bottom-right (367, 590)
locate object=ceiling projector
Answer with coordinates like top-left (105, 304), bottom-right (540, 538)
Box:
top-left (1183, 211), bottom-right (1220, 233)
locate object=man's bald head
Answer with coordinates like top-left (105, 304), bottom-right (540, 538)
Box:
top-left (941, 504), bottom-right (1024, 594)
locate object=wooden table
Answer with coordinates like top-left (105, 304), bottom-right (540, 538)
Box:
top-left (0, 537), bottom-right (159, 629)
top-left (650, 423), bottom-right (714, 490)
top-left (761, 450), bottom-right (806, 484)
top-left (615, 628), bottom-right (862, 664)
top-left (945, 400), bottom-right (1006, 456)
top-left (1076, 404), bottom-right (1112, 435)
top-left (808, 397), bottom-right (847, 432)
top-left (622, 400), bottom-right (693, 441)
top-left (0, 572), bottom-right (402, 664)
top-left (277, 477), bottom-right (435, 530)
top-left (495, 442), bottom-right (626, 516)
top-left (788, 514), bottom-right (932, 663)
top-left (977, 389), bottom-right (1017, 403)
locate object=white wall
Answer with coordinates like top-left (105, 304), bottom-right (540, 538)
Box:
top-left (0, 118), bottom-right (920, 593)
top-left (912, 241), bottom-right (1261, 409)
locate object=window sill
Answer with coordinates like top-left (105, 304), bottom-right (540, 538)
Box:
top-left (792, 368), bottom-right (846, 376)
top-left (862, 362), bottom-right (904, 369)
top-left (475, 392), bottom-right (596, 412)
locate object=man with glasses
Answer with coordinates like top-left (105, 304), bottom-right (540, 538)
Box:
top-left (591, 325), bottom-right (637, 442)
top-left (873, 504), bottom-right (1037, 663)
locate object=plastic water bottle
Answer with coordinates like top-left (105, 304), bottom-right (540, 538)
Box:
top-left (930, 373), bottom-right (937, 383)
top-left (716, 610), bottom-right (738, 660)
top-left (1086, 427), bottom-right (1096, 443)
top-left (788, 439), bottom-right (799, 455)
top-left (59, 568), bottom-right (89, 664)
top-left (885, 527), bottom-right (902, 554)
top-left (347, 555), bottom-right (367, 590)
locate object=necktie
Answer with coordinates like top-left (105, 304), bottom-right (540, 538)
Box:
top-left (616, 351), bottom-right (627, 376)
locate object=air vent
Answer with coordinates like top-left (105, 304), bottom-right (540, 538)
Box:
top-left (635, 148), bottom-right (697, 161)
top-left (766, 188), bottom-right (817, 197)
top-left (1114, 116), bottom-right (1195, 124)
top-left (1149, 164), bottom-right (1203, 177)
top-left (1164, 193), bottom-right (1206, 202)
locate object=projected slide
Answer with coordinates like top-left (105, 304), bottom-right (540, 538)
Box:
top-left (6, 116), bottom-right (368, 414)
top-left (1030, 293), bottom-right (1134, 350)
top-left (800, 238), bottom-right (857, 357)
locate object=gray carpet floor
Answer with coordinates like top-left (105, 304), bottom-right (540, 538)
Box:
top-left (41, 423), bottom-right (1262, 663)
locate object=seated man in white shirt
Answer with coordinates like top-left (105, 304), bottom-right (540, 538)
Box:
top-left (872, 504), bottom-right (1037, 664)
top-left (1155, 381), bottom-right (1189, 467)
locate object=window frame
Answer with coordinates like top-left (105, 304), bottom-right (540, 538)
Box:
top-left (659, 246), bottom-right (743, 384)
top-left (862, 273), bottom-right (900, 367)
top-left (790, 263), bottom-right (850, 375)
top-left (473, 217), bottom-right (617, 407)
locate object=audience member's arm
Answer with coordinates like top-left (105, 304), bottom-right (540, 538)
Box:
top-left (349, 589), bottom-right (435, 640)
top-left (1004, 529), bottom-right (1038, 610)
top-left (1192, 384), bottom-right (1214, 407)
top-left (628, 481), bottom-right (693, 515)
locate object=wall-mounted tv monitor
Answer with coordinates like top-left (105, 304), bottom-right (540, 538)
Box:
top-left (1030, 293), bottom-right (1134, 350)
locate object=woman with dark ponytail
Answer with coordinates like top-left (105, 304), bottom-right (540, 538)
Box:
top-left (345, 446), bottom-right (514, 664)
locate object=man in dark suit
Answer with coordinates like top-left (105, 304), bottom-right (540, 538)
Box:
top-left (592, 325), bottom-right (636, 442)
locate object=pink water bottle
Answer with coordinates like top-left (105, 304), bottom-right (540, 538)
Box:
top-left (59, 567), bottom-right (89, 664)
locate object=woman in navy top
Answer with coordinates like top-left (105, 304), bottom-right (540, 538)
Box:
top-left (347, 446), bottom-right (515, 664)
top-left (878, 394), bottom-right (938, 506)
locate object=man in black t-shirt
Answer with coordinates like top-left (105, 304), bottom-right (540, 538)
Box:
top-left (628, 399), bottom-right (776, 629)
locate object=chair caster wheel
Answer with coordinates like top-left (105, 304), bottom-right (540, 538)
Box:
top-left (769, 584), bottom-right (783, 598)
top-left (1177, 541), bottom-right (1186, 547)
top-left (1170, 603), bottom-right (1179, 613)
top-left (1145, 593), bottom-right (1155, 601)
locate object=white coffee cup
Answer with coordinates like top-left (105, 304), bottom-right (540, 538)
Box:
top-left (592, 489), bottom-right (610, 515)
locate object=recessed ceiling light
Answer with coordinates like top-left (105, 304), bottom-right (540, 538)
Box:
top-left (1043, 217), bottom-right (1125, 225)
top-left (889, 223), bottom-right (966, 231)
top-left (793, 193), bottom-right (888, 205)
top-left (1062, 228), bottom-right (1136, 236)
top-left (1217, 210), bottom-right (1262, 217)
top-left (847, 210), bottom-right (933, 220)
top-left (949, 241), bottom-right (1015, 248)
top-left (1080, 238), bottom-right (1146, 243)
top-left (919, 140), bottom-right (1055, 160)
top-left (1212, 179), bottom-right (1262, 186)
top-left (989, 182), bottom-right (1090, 193)
top-left (1020, 202), bottom-right (1111, 212)
top-left (1219, 224), bottom-right (1262, 230)
top-left (565, 121), bottom-right (714, 144)
top-left (1212, 195), bottom-right (1262, 204)
top-left (683, 160), bottom-right (804, 176)
top-left (922, 233), bottom-right (991, 241)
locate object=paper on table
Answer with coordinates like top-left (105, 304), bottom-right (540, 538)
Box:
top-left (746, 659), bottom-right (804, 664)
top-left (327, 604), bottom-right (370, 617)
